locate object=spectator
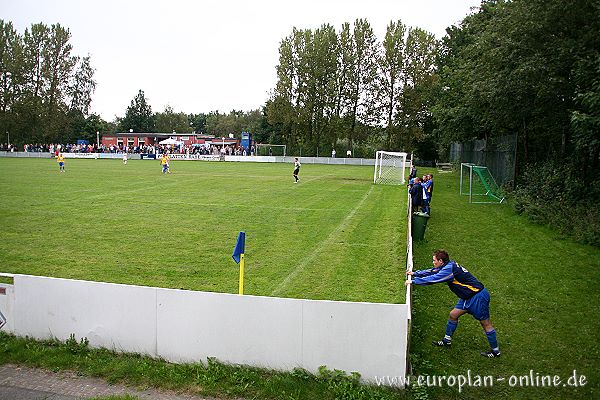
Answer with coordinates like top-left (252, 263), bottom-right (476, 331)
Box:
top-left (422, 175), bottom-right (431, 215)
top-left (410, 177), bottom-right (423, 213)
top-left (409, 166), bottom-right (417, 180)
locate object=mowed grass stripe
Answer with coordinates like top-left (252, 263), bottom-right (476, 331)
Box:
top-left (271, 185), bottom-right (374, 297)
top-left (0, 158), bottom-right (407, 303)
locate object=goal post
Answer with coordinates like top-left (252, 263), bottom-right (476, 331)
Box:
top-left (373, 151), bottom-right (408, 185)
top-left (256, 144), bottom-right (286, 157)
top-left (460, 163), bottom-right (505, 203)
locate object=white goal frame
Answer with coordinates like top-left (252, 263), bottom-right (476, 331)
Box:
top-left (373, 151), bottom-right (408, 185)
top-left (256, 144), bottom-right (286, 157)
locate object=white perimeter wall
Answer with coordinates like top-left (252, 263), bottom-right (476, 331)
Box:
top-left (0, 274), bottom-right (408, 384)
top-left (0, 152), bottom-right (413, 168)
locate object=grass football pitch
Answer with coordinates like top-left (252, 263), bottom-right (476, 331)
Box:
top-left (0, 157), bottom-right (407, 303)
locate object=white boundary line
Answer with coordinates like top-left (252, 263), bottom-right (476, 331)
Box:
top-left (271, 186), bottom-right (374, 296)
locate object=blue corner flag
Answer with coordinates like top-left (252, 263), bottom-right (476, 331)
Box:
top-left (232, 231), bottom-right (245, 264)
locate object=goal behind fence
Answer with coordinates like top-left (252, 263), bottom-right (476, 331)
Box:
top-left (460, 163), bottom-right (505, 203)
top-left (256, 144), bottom-right (286, 157)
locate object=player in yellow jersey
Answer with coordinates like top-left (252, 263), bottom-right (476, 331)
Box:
top-left (56, 153), bottom-right (65, 172)
top-left (160, 153), bottom-right (171, 174)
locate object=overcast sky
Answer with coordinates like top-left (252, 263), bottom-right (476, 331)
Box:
top-left (1, 0), bottom-right (480, 121)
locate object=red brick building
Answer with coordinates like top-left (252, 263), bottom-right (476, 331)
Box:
top-left (101, 132), bottom-right (239, 148)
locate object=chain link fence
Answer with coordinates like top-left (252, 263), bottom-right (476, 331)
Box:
top-left (449, 134), bottom-right (517, 186)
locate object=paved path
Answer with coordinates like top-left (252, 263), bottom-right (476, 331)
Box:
top-left (0, 364), bottom-right (215, 400)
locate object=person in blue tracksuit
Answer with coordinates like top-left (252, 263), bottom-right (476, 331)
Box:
top-left (422, 175), bottom-right (432, 214)
top-left (424, 174), bottom-right (434, 214)
top-left (409, 177), bottom-right (423, 212)
top-left (426, 173), bottom-right (434, 199)
top-left (405, 249), bottom-right (501, 358)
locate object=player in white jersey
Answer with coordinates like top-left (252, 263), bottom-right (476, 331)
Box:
top-left (293, 158), bottom-right (301, 183)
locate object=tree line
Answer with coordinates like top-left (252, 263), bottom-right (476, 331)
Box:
top-left (432, 0), bottom-right (599, 246)
top-left (1, 0), bottom-right (598, 176)
top-left (0, 20), bottom-right (270, 146)
top-left (266, 19), bottom-right (437, 158)
top-left (433, 0), bottom-right (599, 182)
top-left (116, 90), bottom-right (269, 142)
top-left (0, 20), bottom-right (97, 145)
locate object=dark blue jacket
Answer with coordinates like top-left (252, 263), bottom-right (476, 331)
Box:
top-left (412, 260), bottom-right (484, 299)
top-left (410, 182), bottom-right (423, 208)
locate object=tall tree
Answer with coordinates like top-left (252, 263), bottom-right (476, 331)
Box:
top-left (120, 90), bottom-right (154, 132)
top-left (271, 34), bottom-right (296, 143)
top-left (0, 20), bottom-right (100, 145)
top-left (398, 27), bottom-right (438, 153)
top-left (377, 20), bottom-right (407, 149)
top-left (346, 19), bottom-right (379, 148)
top-left (42, 24), bottom-right (77, 141)
top-left (68, 55), bottom-right (95, 116)
top-left (189, 113), bottom-right (207, 134)
top-left (311, 24), bottom-right (339, 152)
top-left (155, 105), bottom-right (189, 133)
top-left (0, 21), bottom-right (22, 142)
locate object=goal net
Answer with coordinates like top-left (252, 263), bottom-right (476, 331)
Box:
top-left (373, 151), bottom-right (408, 185)
top-left (256, 144), bottom-right (286, 157)
top-left (460, 163), bottom-right (505, 203)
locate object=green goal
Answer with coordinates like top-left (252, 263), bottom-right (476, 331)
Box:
top-left (460, 163), bottom-right (505, 203)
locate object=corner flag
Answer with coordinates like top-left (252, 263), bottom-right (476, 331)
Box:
top-left (232, 231), bottom-right (246, 295)
top-left (232, 231), bottom-right (245, 264)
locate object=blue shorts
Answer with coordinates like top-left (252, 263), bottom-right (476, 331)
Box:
top-left (59, 162), bottom-right (64, 167)
top-left (456, 288), bottom-right (490, 320)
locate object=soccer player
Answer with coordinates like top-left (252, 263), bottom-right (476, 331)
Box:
top-left (405, 250), bottom-right (501, 358)
top-left (160, 153), bottom-right (171, 174)
top-left (123, 152), bottom-right (128, 165)
top-left (293, 157), bottom-right (301, 183)
top-left (56, 152), bottom-right (65, 173)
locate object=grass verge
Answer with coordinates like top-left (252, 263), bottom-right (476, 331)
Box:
top-left (0, 331), bottom-right (407, 400)
top-left (409, 168), bottom-right (600, 399)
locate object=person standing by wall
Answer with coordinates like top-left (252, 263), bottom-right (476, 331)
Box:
top-left (409, 177), bottom-right (423, 212)
top-left (422, 175), bottom-right (431, 214)
top-left (405, 250), bottom-right (501, 358)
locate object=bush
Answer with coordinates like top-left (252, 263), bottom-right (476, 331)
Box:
top-left (510, 160), bottom-right (600, 247)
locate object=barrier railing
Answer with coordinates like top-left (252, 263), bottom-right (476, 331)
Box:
top-left (405, 161), bottom-right (414, 379)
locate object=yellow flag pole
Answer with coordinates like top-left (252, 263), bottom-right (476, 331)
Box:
top-left (238, 253), bottom-right (245, 295)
